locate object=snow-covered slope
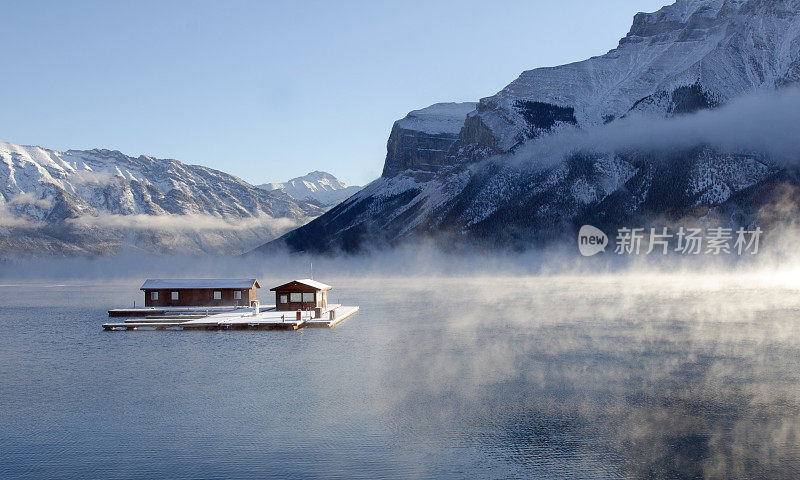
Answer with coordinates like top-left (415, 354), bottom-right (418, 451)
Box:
top-left (0, 141), bottom-right (324, 258)
top-left (257, 171), bottom-right (361, 206)
top-left (257, 0), bottom-right (800, 254)
top-left (464, 0), bottom-right (800, 153)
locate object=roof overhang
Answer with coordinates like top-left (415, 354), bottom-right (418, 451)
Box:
top-left (270, 279), bottom-right (332, 291)
top-left (140, 278), bottom-right (261, 290)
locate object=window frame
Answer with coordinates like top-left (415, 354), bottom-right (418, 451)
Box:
top-left (289, 292), bottom-right (302, 303)
top-left (171, 291), bottom-right (179, 301)
top-left (302, 292), bottom-right (315, 303)
top-left (233, 290), bottom-right (242, 300)
top-left (151, 291), bottom-right (158, 301)
top-left (213, 291), bottom-right (222, 300)
top-left (279, 294), bottom-right (288, 304)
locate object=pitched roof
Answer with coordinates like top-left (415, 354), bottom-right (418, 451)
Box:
top-left (140, 278), bottom-right (260, 290)
top-left (270, 279), bottom-right (332, 291)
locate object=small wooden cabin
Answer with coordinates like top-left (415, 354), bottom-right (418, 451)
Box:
top-left (141, 278), bottom-right (260, 307)
top-left (270, 279), bottom-right (332, 311)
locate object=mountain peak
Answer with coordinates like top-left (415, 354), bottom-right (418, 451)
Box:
top-left (257, 171), bottom-right (361, 207)
top-left (293, 170), bottom-right (339, 183)
top-left (465, 0), bottom-right (800, 152)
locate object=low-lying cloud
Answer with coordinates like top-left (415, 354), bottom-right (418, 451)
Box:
top-left (0, 207), bottom-right (37, 228)
top-left (68, 170), bottom-right (119, 187)
top-left (510, 86), bottom-right (800, 168)
top-left (65, 212), bottom-right (307, 232)
top-left (8, 192), bottom-right (53, 209)
top-left (0, 194), bottom-right (45, 228)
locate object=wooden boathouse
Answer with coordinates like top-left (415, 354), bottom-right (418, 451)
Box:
top-left (271, 279), bottom-right (332, 313)
top-left (141, 278), bottom-right (260, 307)
top-left (104, 277), bottom-right (359, 330)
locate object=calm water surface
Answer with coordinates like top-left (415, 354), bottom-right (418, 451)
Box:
top-left (2, 275), bottom-right (800, 479)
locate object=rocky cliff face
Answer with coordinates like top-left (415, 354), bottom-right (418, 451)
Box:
top-left (0, 141), bottom-right (325, 258)
top-left (257, 0), bottom-right (800, 254)
top-left (382, 102), bottom-right (477, 177)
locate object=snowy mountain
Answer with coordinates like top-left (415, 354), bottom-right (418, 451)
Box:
top-left (258, 0), bottom-right (800, 254)
top-left (256, 171), bottom-right (361, 206)
top-left (0, 141), bottom-right (324, 258)
top-left (464, 0), bottom-right (800, 153)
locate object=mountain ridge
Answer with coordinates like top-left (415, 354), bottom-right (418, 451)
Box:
top-left (257, 0), bottom-right (800, 254)
top-left (0, 140), bottom-right (325, 258)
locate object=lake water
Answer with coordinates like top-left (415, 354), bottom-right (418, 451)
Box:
top-left (2, 274), bottom-right (800, 479)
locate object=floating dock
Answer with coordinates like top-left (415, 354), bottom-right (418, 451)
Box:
top-left (108, 306), bottom-right (239, 318)
top-left (103, 304), bottom-right (358, 331)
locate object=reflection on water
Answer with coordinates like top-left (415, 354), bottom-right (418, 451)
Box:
top-left (1, 274), bottom-right (799, 479)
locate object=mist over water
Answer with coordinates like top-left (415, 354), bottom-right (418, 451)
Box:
top-left (2, 251), bottom-right (800, 478)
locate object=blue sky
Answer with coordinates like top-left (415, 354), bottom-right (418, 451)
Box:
top-left (1, 0), bottom-right (669, 186)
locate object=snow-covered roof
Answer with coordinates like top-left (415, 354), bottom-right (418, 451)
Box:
top-left (140, 278), bottom-right (260, 290)
top-left (270, 279), bottom-right (332, 291)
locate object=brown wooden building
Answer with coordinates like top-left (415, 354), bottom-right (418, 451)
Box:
top-left (270, 279), bottom-right (332, 311)
top-left (141, 278), bottom-right (260, 307)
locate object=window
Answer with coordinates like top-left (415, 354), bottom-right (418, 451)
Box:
top-left (302, 292), bottom-right (315, 303)
top-left (279, 294), bottom-right (288, 303)
top-left (150, 291), bottom-right (158, 301)
top-left (289, 292), bottom-right (302, 302)
top-left (234, 291), bottom-right (242, 300)
top-left (171, 291), bottom-right (179, 301)
top-left (213, 291), bottom-right (222, 300)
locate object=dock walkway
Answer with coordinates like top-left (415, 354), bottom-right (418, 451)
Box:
top-left (103, 304), bottom-right (358, 331)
